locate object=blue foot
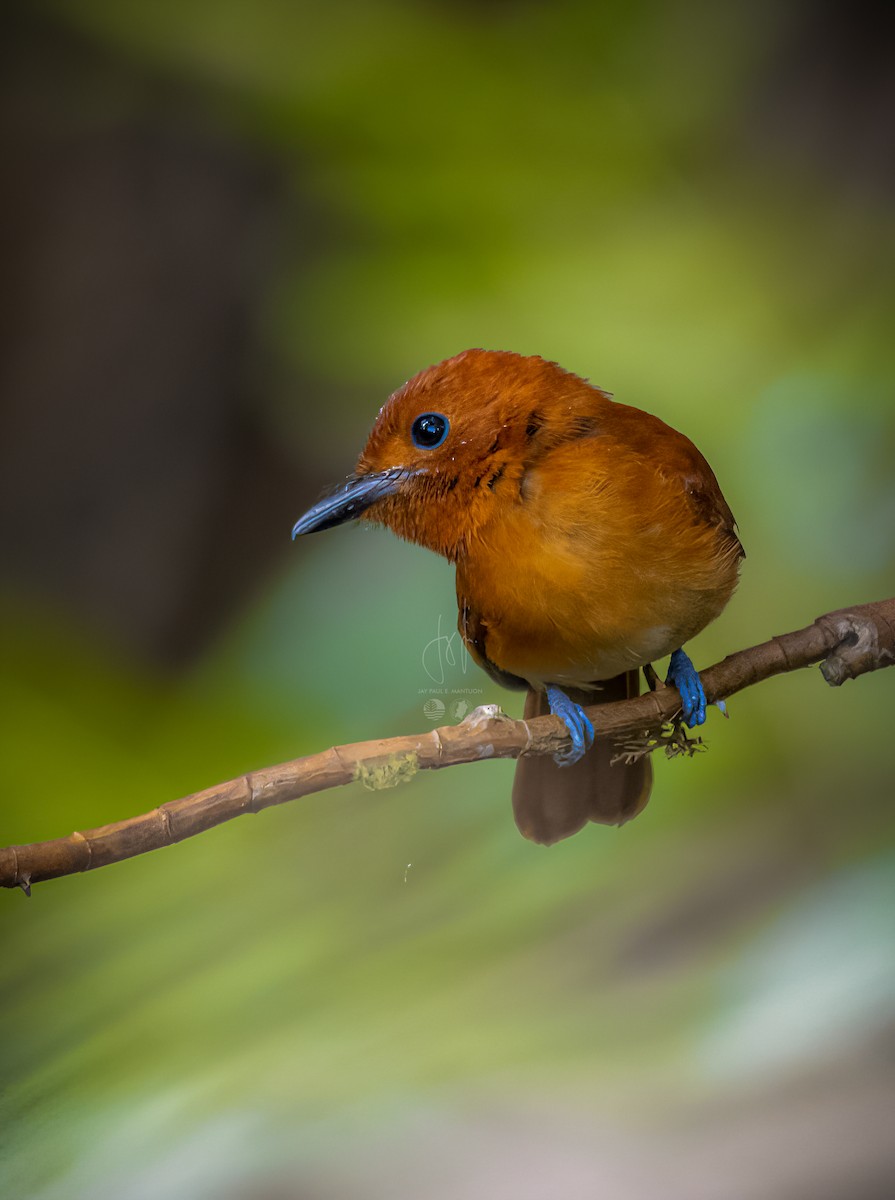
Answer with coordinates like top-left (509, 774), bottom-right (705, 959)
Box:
top-left (546, 684), bottom-right (595, 766)
top-left (666, 648), bottom-right (707, 727)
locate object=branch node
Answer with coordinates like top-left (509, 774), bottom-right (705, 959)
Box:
top-left (157, 804), bottom-right (173, 842)
top-left (431, 728), bottom-right (445, 760)
top-left (462, 704), bottom-right (511, 731)
top-left (245, 774), bottom-right (262, 813)
top-left (820, 614), bottom-right (895, 686)
top-left (769, 633), bottom-right (795, 670)
top-left (71, 829), bottom-right (92, 868)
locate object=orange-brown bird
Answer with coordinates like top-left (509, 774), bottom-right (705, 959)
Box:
top-left (293, 350), bottom-right (743, 844)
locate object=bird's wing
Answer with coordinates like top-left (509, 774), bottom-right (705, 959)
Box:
top-left (457, 597), bottom-right (529, 692)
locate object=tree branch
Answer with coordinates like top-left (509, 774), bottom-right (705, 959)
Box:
top-left (3, 599), bottom-right (893, 895)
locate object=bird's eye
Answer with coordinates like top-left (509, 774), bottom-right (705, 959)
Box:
top-left (411, 412), bottom-right (449, 450)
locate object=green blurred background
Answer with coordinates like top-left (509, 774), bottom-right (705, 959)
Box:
top-left (2, 1), bottom-right (894, 1196)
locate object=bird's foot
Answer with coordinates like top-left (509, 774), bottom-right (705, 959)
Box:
top-left (546, 684), bottom-right (595, 766)
top-left (666, 648), bottom-right (707, 727)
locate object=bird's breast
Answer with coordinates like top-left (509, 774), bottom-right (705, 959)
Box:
top-left (456, 445), bottom-right (739, 687)
top-left (458, 527), bottom-right (673, 685)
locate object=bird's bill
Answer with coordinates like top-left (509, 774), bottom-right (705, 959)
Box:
top-left (291, 467), bottom-right (407, 537)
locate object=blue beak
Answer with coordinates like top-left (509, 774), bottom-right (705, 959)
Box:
top-left (292, 467), bottom-right (407, 538)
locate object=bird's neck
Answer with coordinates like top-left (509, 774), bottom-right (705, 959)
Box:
top-left (376, 454), bottom-right (521, 561)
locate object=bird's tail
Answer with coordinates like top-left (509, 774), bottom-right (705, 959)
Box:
top-left (511, 671), bottom-right (652, 845)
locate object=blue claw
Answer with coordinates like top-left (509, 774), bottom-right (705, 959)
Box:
top-left (546, 684), bottom-right (595, 766)
top-left (666, 648), bottom-right (707, 727)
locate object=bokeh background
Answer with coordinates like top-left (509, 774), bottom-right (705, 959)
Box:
top-left (2, 2), bottom-right (894, 1196)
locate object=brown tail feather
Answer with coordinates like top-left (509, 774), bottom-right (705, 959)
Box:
top-left (511, 670), bottom-right (652, 845)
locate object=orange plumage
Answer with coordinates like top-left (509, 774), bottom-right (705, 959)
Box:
top-left (293, 349), bottom-right (743, 844)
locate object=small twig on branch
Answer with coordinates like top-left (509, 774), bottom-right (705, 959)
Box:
top-left (3, 599), bottom-right (893, 895)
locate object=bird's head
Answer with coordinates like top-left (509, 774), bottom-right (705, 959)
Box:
top-left (292, 348), bottom-right (609, 561)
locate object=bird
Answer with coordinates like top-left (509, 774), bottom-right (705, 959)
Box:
top-left (292, 349), bottom-right (743, 844)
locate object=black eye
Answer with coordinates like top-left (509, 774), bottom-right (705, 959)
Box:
top-left (411, 411), bottom-right (449, 450)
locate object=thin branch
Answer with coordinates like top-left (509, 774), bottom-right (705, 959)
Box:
top-left (3, 599), bottom-right (893, 895)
